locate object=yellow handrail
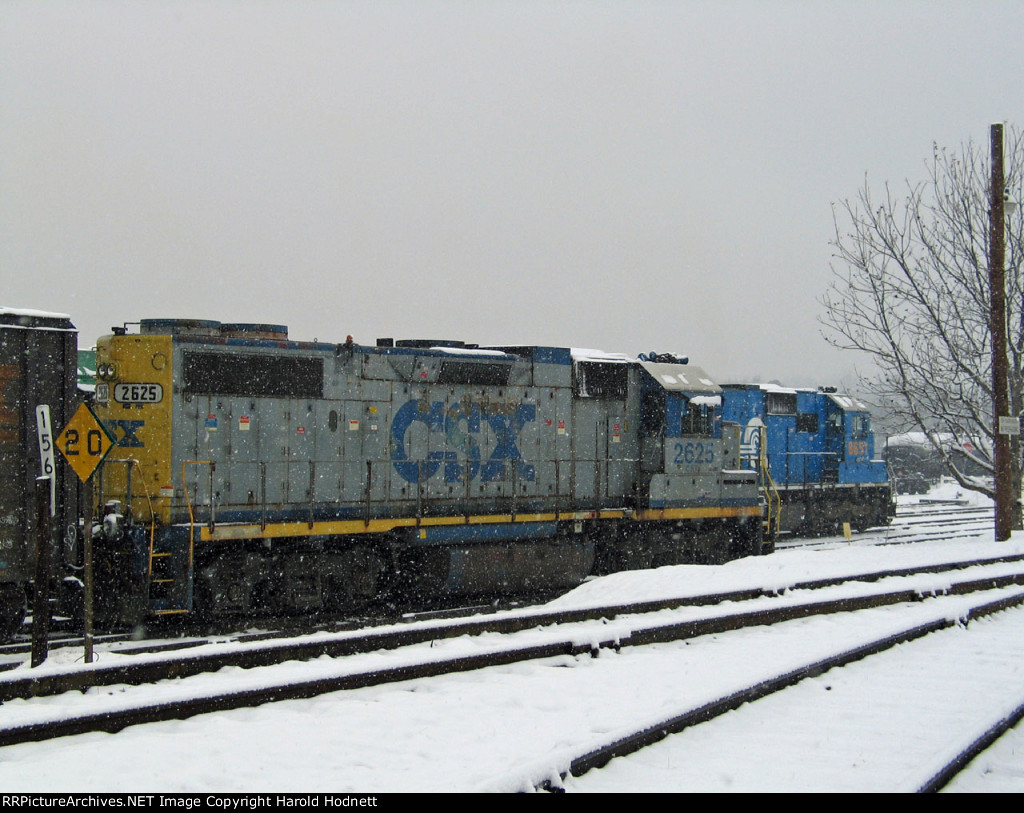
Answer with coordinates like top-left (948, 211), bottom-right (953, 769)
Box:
top-left (759, 427), bottom-right (781, 539)
top-left (181, 460), bottom-right (213, 568)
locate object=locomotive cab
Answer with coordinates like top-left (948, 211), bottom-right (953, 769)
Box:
top-left (632, 361), bottom-right (762, 560)
top-left (825, 395), bottom-right (887, 488)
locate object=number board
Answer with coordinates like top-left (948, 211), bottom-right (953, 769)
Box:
top-left (57, 403), bottom-right (117, 482)
top-left (113, 382), bottom-right (163, 404)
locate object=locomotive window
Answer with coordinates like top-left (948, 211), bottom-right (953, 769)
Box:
top-left (437, 360), bottom-right (512, 386)
top-left (766, 392), bottom-right (797, 415)
top-left (850, 414), bottom-right (870, 438)
top-left (574, 362), bottom-right (629, 398)
top-left (796, 413), bottom-right (818, 433)
top-left (183, 352), bottom-right (324, 398)
top-left (681, 399), bottom-right (714, 436)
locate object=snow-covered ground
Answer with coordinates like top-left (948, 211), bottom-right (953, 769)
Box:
top-left (0, 481), bottom-right (1020, 793)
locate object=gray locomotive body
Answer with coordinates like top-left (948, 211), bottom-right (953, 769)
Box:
top-left (88, 320), bottom-right (763, 623)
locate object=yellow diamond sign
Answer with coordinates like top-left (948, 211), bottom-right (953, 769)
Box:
top-left (57, 403), bottom-right (116, 482)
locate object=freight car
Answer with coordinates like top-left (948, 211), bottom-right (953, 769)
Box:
top-left (0, 308), bottom-right (79, 639)
top-left (721, 383), bottom-right (894, 536)
top-left (86, 319), bottom-right (765, 626)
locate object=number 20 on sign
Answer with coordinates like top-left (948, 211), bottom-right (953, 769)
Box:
top-left (57, 403), bottom-right (116, 482)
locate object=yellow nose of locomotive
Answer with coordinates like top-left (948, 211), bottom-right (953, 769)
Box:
top-left (93, 330), bottom-right (174, 525)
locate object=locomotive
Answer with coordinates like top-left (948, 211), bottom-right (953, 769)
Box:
top-left (721, 383), bottom-right (894, 536)
top-left (84, 319), bottom-right (765, 625)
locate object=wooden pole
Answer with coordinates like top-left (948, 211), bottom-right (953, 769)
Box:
top-left (30, 476), bottom-right (52, 667)
top-left (990, 122), bottom-right (1014, 541)
top-left (83, 475), bottom-right (95, 664)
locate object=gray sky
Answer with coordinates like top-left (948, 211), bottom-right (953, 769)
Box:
top-left (3, 1), bottom-right (1023, 386)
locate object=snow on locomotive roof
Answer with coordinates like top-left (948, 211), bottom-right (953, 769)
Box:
top-left (570, 348), bottom-right (634, 363)
top-left (639, 362), bottom-right (721, 394)
top-left (730, 383), bottom-right (871, 411)
top-left (428, 346), bottom-right (512, 358)
top-left (826, 393), bottom-right (871, 411)
top-left (568, 349), bottom-right (720, 394)
top-left (747, 383), bottom-right (800, 395)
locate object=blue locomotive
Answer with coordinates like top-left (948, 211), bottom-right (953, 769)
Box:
top-left (83, 320), bottom-right (766, 625)
top-left (721, 384), bottom-right (894, 536)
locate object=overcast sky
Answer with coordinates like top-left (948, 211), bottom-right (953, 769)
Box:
top-left (3, 1), bottom-right (1024, 386)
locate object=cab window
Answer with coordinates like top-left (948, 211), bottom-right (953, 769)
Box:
top-left (681, 399), bottom-right (714, 436)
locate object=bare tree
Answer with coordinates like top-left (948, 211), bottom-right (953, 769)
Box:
top-left (822, 127), bottom-right (1023, 515)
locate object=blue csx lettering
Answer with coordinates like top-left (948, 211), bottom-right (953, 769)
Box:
top-left (106, 420), bottom-right (145, 448)
top-left (391, 400), bottom-right (536, 484)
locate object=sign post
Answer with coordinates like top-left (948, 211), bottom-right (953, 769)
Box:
top-left (30, 407), bottom-right (57, 667)
top-left (30, 477), bottom-right (51, 667)
top-left (56, 403), bottom-right (115, 664)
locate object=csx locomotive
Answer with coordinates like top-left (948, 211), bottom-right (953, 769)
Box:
top-left (0, 312), bottom-right (892, 636)
top-left (83, 318), bottom-right (768, 625)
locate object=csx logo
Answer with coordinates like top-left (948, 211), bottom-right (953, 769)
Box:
top-left (105, 420), bottom-right (145, 448)
top-left (391, 399), bottom-right (536, 484)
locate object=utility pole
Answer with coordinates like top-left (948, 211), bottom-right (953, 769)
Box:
top-left (989, 122), bottom-right (1014, 541)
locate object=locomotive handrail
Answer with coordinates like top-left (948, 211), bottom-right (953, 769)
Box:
top-left (181, 459), bottom-right (214, 568)
top-left (757, 429), bottom-right (781, 540)
top-left (104, 457), bottom-right (158, 576)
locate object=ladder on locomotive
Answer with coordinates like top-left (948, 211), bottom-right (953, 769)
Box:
top-left (758, 427), bottom-right (781, 539)
top-left (148, 460), bottom-right (214, 615)
top-left (148, 538), bottom-right (191, 615)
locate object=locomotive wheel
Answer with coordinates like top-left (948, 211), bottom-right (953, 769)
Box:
top-left (0, 583), bottom-right (26, 642)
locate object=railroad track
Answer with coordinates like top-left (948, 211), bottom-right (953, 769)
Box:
top-left (776, 507), bottom-right (992, 551)
top-left (543, 587), bottom-right (1024, 793)
top-left (4, 550), bottom-right (1024, 751)
top-left (3, 502), bottom-right (992, 667)
top-left (917, 694), bottom-right (1024, 792)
